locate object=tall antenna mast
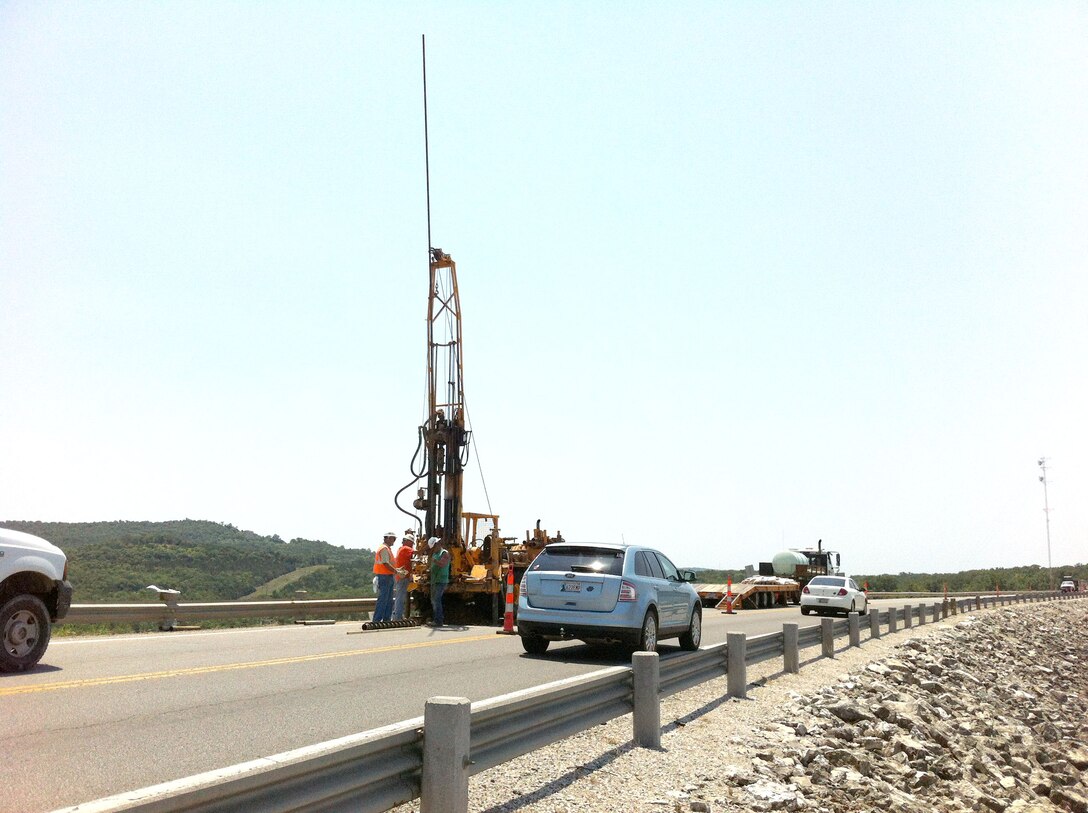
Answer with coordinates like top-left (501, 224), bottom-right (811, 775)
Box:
top-left (422, 34), bottom-right (432, 255)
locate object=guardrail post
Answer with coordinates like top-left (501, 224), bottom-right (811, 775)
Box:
top-left (888, 607), bottom-right (898, 633)
top-left (632, 652), bottom-right (661, 749)
top-left (422, 697), bottom-right (470, 813)
top-left (917, 603), bottom-right (927, 625)
top-left (848, 612), bottom-right (860, 647)
top-left (783, 623), bottom-right (799, 673)
top-left (932, 602), bottom-right (941, 622)
top-left (941, 600), bottom-right (949, 620)
top-left (975, 595), bottom-right (981, 610)
top-left (821, 618), bottom-right (834, 659)
top-left (727, 632), bottom-right (747, 699)
top-left (869, 609), bottom-right (880, 639)
top-left (903, 605), bottom-right (912, 628)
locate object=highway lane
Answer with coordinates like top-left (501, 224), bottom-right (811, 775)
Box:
top-left (3, 599), bottom-right (907, 813)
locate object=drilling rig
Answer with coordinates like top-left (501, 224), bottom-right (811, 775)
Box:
top-left (394, 246), bottom-right (561, 624)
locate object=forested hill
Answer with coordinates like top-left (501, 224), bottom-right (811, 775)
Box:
top-left (1, 520), bottom-right (376, 602)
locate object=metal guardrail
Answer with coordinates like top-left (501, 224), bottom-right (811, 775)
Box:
top-left (60, 591), bottom-right (1071, 628)
top-left (659, 640), bottom-right (726, 697)
top-left (56, 591), bottom-right (1086, 813)
top-left (470, 666), bottom-right (631, 774)
top-left (61, 598), bottom-right (376, 628)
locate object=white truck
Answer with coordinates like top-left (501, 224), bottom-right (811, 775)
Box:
top-left (0, 527), bottom-right (73, 672)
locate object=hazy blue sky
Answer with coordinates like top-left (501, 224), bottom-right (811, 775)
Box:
top-left (2, 2), bottom-right (1085, 576)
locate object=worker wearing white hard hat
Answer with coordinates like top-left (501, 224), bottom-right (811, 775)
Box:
top-left (372, 531), bottom-right (398, 622)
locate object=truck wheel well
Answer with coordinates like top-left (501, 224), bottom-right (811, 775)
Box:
top-left (0, 572), bottom-right (57, 607)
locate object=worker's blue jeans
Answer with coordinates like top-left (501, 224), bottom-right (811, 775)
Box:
top-left (373, 574), bottom-right (395, 622)
top-left (392, 578), bottom-right (410, 620)
top-left (431, 581), bottom-right (448, 626)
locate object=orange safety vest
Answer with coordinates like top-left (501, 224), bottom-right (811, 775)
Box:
top-left (373, 544), bottom-right (395, 575)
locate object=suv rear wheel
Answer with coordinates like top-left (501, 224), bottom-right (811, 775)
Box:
top-left (679, 607), bottom-right (701, 650)
top-left (1, 595), bottom-right (51, 673)
top-left (520, 633), bottom-right (549, 655)
top-left (635, 610), bottom-right (658, 652)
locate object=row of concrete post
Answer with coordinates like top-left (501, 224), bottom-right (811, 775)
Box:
top-left (418, 591), bottom-right (1077, 813)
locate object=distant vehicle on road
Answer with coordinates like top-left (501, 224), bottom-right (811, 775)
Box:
top-left (516, 542), bottom-right (701, 655)
top-left (1059, 577), bottom-right (1081, 593)
top-left (1, 527), bottom-right (73, 672)
top-left (800, 575), bottom-right (868, 617)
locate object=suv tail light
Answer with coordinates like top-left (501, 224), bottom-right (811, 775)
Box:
top-left (837, 588), bottom-right (848, 596)
top-left (519, 576), bottom-right (530, 597)
top-left (618, 580), bottom-right (637, 602)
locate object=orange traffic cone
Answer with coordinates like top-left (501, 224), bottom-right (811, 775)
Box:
top-left (723, 578), bottom-right (735, 614)
top-left (496, 568), bottom-right (516, 635)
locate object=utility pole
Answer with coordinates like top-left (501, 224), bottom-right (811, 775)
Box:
top-left (1038, 457), bottom-right (1053, 591)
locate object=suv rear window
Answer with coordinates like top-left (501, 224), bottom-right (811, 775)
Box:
top-left (530, 547), bottom-right (625, 576)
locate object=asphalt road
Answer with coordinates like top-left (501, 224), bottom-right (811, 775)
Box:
top-left (3, 599), bottom-right (904, 813)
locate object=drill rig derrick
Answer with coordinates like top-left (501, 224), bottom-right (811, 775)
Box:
top-left (416, 246), bottom-right (473, 551)
top-left (396, 246), bottom-right (559, 625)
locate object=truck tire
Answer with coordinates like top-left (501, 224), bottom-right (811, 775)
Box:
top-left (679, 607), bottom-right (702, 651)
top-left (0, 595), bottom-right (51, 673)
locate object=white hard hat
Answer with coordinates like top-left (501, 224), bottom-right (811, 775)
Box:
top-left (384, 531), bottom-right (396, 538)
top-left (427, 536), bottom-right (441, 548)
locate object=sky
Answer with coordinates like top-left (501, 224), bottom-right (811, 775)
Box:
top-left (2, 2), bottom-right (1085, 576)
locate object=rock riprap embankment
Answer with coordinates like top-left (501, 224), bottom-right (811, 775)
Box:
top-left (393, 601), bottom-right (1087, 813)
top-left (716, 604), bottom-right (1088, 812)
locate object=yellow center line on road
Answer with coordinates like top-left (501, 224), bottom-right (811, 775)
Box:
top-left (0, 633), bottom-right (499, 697)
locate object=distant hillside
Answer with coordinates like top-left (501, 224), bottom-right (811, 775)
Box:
top-left (1, 520), bottom-right (376, 602)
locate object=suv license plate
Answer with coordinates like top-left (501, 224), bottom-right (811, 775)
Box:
top-left (561, 583), bottom-right (582, 592)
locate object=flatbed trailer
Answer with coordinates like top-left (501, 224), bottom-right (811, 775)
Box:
top-left (693, 579), bottom-right (801, 611)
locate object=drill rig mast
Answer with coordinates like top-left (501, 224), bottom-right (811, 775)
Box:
top-left (395, 37), bottom-right (559, 624)
top-left (416, 245), bottom-right (474, 549)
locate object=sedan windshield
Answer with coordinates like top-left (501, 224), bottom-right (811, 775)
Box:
top-left (530, 547), bottom-right (625, 576)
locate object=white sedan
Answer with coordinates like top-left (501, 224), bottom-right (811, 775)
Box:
top-left (800, 575), bottom-right (868, 617)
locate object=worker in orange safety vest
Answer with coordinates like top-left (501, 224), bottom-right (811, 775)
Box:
top-left (373, 532), bottom-right (397, 622)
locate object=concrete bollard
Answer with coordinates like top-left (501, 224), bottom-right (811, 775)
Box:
top-left (888, 606), bottom-right (898, 633)
top-left (783, 623), bottom-right (799, 674)
top-left (422, 697), bottom-right (471, 813)
top-left (632, 652), bottom-right (661, 748)
top-left (917, 603), bottom-right (926, 625)
top-left (869, 609), bottom-right (880, 639)
top-left (727, 632), bottom-right (747, 699)
top-left (821, 618), bottom-right (834, 659)
top-left (848, 612), bottom-right (860, 647)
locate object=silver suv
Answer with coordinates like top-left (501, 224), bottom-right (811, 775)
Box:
top-left (516, 542), bottom-right (701, 655)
